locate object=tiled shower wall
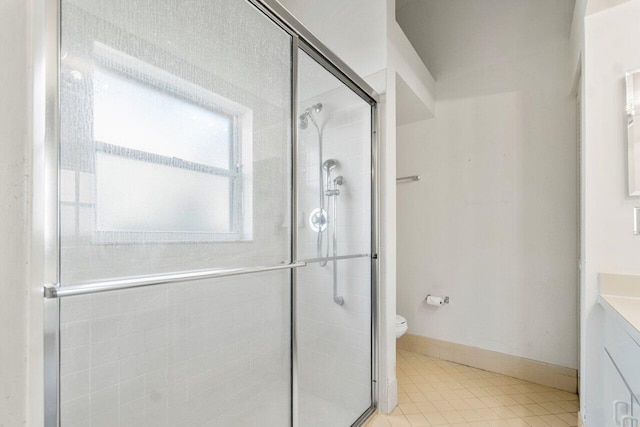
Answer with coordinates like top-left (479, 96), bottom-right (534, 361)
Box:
top-left (296, 260), bottom-right (371, 426)
top-left (297, 95), bottom-right (371, 260)
top-left (60, 272), bottom-right (290, 427)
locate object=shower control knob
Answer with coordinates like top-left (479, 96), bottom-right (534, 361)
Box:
top-left (309, 208), bottom-right (328, 232)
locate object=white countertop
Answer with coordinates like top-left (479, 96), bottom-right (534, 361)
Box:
top-left (598, 273), bottom-right (640, 345)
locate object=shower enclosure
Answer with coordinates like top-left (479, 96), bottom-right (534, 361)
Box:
top-left (39, 0), bottom-right (378, 426)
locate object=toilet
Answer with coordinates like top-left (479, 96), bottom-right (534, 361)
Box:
top-left (395, 315), bottom-right (408, 338)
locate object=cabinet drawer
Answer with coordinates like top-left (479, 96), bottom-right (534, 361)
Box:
top-left (605, 313), bottom-right (640, 402)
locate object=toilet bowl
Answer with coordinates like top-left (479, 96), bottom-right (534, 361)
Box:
top-left (395, 315), bottom-right (408, 338)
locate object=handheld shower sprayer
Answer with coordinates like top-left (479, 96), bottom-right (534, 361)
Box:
top-left (323, 159), bottom-right (338, 193)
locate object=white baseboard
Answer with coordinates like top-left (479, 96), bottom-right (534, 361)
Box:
top-left (397, 333), bottom-right (578, 393)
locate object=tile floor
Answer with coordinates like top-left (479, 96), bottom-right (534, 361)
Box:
top-left (367, 350), bottom-right (579, 427)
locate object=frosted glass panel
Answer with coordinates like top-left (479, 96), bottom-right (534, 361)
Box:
top-left (59, 0), bottom-right (291, 283)
top-left (59, 271), bottom-right (291, 427)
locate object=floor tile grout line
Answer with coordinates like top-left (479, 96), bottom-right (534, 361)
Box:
top-left (367, 350), bottom-right (579, 427)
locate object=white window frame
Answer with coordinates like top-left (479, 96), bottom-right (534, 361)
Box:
top-left (91, 43), bottom-right (254, 244)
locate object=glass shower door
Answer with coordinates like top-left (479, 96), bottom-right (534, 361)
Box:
top-left (296, 49), bottom-right (374, 427)
top-left (57, 0), bottom-right (293, 425)
top-left (49, 1), bottom-right (378, 426)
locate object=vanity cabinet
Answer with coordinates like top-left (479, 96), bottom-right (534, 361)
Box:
top-left (603, 310), bottom-right (640, 427)
top-left (604, 350), bottom-right (633, 427)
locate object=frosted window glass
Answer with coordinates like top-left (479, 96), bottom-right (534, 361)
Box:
top-left (94, 67), bottom-right (232, 170)
top-left (95, 153), bottom-right (231, 234)
top-left (89, 53), bottom-right (241, 240)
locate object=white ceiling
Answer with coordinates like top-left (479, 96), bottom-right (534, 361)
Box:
top-left (395, 0), bottom-right (576, 80)
top-left (395, 0), bottom-right (417, 11)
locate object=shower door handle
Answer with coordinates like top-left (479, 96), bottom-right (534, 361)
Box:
top-left (44, 261), bottom-right (308, 298)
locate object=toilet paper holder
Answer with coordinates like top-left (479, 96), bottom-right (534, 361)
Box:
top-left (425, 294), bottom-right (450, 305)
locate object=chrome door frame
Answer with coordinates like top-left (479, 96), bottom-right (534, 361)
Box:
top-left (247, 0), bottom-right (380, 103)
top-left (39, 0), bottom-right (61, 424)
top-left (37, 0), bottom-right (380, 426)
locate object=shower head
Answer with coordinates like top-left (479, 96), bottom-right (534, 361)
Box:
top-left (299, 103), bottom-right (323, 130)
top-left (323, 158), bottom-right (338, 172)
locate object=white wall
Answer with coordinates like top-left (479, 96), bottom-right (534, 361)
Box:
top-left (396, 0), bottom-right (579, 369)
top-left (388, 22), bottom-right (435, 123)
top-left (581, 2), bottom-right (640, 425)
top-left (570, 0), bottom-right (587, 88)
top-left (0, 0), bottom-right (31, 425)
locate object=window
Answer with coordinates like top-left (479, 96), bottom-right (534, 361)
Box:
top-left (91, 44), bottom-right (253, 243)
